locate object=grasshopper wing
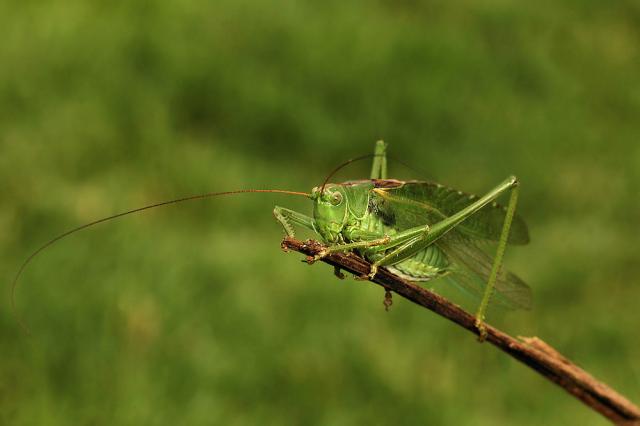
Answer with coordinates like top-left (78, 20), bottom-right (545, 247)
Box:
top-left (380, 181), bottom-right (530, 245)
top-left (437, 232), bottom-right (532, 310)
top-left (372, 180), bottom-right (531, 309)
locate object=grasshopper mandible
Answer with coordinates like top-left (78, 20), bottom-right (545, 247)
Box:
top-left (12, 141), bottom-right (530, 337)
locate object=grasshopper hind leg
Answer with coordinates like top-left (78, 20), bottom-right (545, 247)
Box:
top-left (474, 182), bottom-right (520, 342)
top-left (359, 175), bottom-right (522, 340)
top-left (370, 140), bottom-right (388, 180)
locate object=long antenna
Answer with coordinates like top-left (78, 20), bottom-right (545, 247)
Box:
top-left (320, 154), bottom-right (378, 194)
top-left (319, 152), bottom-right (430, 194)
top-left (11, 188), bottom-right (310, 334)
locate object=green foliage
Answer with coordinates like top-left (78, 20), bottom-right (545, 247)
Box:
top-left (1, 0), bottom-right (639, 424)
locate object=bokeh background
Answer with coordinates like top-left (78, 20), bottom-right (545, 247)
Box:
top-left (1, 1), bottom-right (639, 425)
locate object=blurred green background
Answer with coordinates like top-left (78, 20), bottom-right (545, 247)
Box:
top-left (1, 0), bottom-right (639, 424)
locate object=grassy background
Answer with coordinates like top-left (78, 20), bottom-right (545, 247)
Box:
top-left (1, 0), bottom-right (639, 424)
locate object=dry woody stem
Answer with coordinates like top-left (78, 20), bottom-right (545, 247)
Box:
top-left (281, 237), bottom-right (640, 426)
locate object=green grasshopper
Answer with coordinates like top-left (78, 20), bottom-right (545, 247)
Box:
top-left (12, 141), bottom-right (530, 337)
top-left (275, 141), bottom-right (530, 337)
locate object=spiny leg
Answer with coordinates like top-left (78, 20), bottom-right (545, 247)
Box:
top-left (308, 221), bottom-right (442, 264)
top-left (273, 207), bottom-right (349, 280)
top-left (362, 234), bottom-right (426, 279)
top-left (273, 206), bottom-right (315, 238)
top-left (306, 234), bottom-right (394, 263)
top-left (370, 140), bottom-right (388, 180)
top-left (474, 183), bottom-right (520, 341)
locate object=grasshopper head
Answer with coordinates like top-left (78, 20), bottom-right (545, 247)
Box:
top-left (311, 184), bottom-right (348, 243)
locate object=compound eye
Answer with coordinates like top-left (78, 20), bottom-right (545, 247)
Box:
top-left (330, 191), bottom-right (343, 206)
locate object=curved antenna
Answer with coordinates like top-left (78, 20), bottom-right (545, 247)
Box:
top-left (11, 188), bottom-right (310, 334)
top-left (319, 152), bottom-right (432, 194)
top-left (386, 154), bottom-right (434, 181)
top-left (320, 154), bottom-right (378, 194)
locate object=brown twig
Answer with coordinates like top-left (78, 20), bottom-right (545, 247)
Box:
top-left (281, 237), bottom-right (640, 426)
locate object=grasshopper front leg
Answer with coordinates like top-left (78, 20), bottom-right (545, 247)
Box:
top-left (274, 206), bottom-right (352, 279)
top-left (273, 206), bottom-right (316, 238)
